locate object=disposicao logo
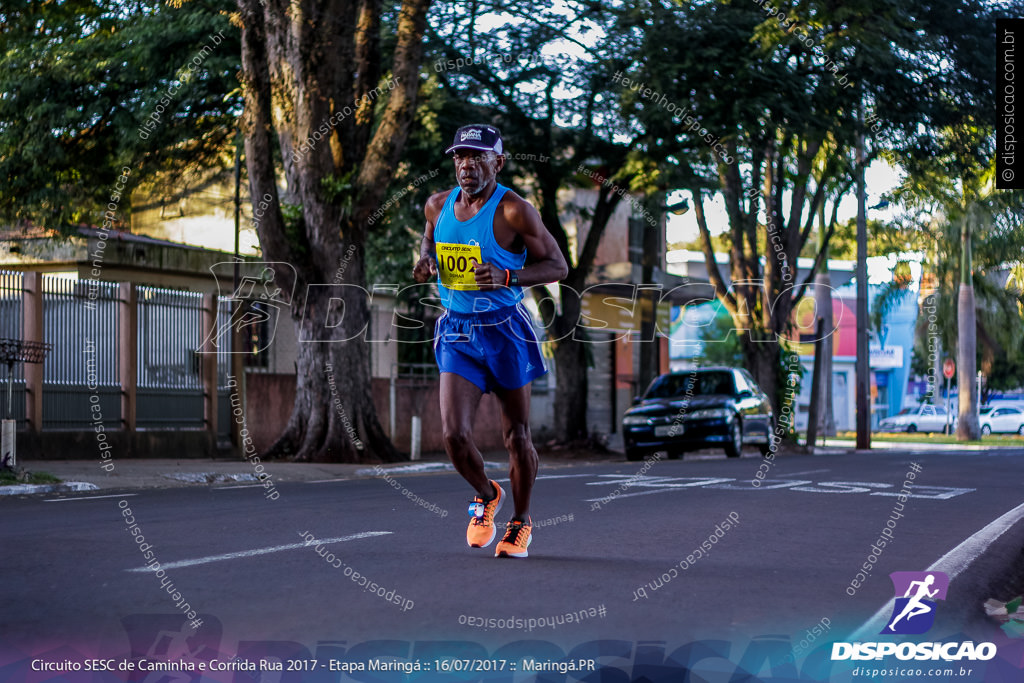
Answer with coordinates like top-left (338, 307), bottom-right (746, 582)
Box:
top-left (831, 570), bottom-right (997, 663)
top-left (882, 571), bottom-right (949, 635)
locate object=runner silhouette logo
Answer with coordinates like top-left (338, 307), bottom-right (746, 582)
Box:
top-left (882, 571), bottom-right (950, 635)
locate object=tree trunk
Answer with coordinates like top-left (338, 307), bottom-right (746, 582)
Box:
top-left (553, 337), bottom-right (590, 442)
top-left (263, 246), bottom-right (402, 463)
top-left (931, 294), bottom-right (944, 406)
top-left (237, 0), bottom-right (429, 462)
top-left (814, 271), bottom-right (835, 436)
top-left (956, 283), bottom-right (979, 440)
top-left (957, 212), bottom-right (979, 441)
top-left (744, 337), bottom-right (783, 426)
top-left (536, 183), bottom-right (625, 445)
top-left (806, 318), bottom-right (825, 448)
top-left (550, 282), bottom-right (589, 441)
top-left (814, 199), bottom-right (835, 438)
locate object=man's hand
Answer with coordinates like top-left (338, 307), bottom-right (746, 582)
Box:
top-left (470, 258), bottom-right (507, 290)
top-left (413, 256), bottom-right (438, 283)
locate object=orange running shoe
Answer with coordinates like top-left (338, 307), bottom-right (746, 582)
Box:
top-left (495, 519), bottom-right (532, 558)
top-left (466, 480), bottom-right (504, 548)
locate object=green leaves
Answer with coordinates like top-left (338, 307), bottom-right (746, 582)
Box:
top-left (0, 0), bottom-right (241, 230)
top-left (1008, 596), bottom-right (1023, 614)
top-left (893, 117), bottom-right (1024, 394)
top-left (279, 202), bottom-right (309, 261)
top-left (986, 595), bottom-right (1024, 638)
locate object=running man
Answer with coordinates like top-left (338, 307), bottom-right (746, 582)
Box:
top-left (412, 124), bottom-right (567, 558)
top-left (888, 574), bottom-right (940, 630)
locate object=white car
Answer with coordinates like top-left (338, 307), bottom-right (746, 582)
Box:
top-left (877, 405), bottom-right (955, 434)
top-left (980, 405), bottom-right (1024, 435)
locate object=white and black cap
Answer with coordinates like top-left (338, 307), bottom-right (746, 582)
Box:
top-left (445, 124), bottom-right (504, 155)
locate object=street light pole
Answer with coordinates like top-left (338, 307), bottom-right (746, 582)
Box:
top-left (855, 102), bottom-right (871, 450)
top-left (233, 134), bottom-right (242, 294)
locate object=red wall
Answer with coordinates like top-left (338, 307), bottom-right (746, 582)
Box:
top-left (373, 379), bottom-right (506, 454)
top-left (246, 373), bottom-right (507, 457)
top-left (245, 373), bottom-right (296, 455)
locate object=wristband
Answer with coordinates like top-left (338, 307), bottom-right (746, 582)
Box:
top-left (508, 269), bottom-right (519, 287)
top-left (504, 269), bottom-right (510, 287)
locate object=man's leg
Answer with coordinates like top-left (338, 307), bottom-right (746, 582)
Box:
top-left (496, 382), bottom-right (537, 520)
top-left (440, 372), bottom-right (493, 500)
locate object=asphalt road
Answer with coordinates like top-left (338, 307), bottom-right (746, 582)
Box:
top-left (3, 448), bottom-right (1024, 682)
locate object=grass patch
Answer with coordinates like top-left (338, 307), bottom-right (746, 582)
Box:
top-left (0, 469), bottom-right (62, 486)
top-left (832, 431), bottom-right (1024, 446)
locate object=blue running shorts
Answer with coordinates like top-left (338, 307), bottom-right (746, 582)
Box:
top-left (433, 303), bottom-right (547, 393)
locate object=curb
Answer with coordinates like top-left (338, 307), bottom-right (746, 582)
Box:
top-left (823, 439), bottom-right (1024, 452)
top-left (0, 482), bottom-right (99, 497)
top-left (850, 500), bottom-right (1024, 641)
top-left (355, 461), bottom-right (505, 477)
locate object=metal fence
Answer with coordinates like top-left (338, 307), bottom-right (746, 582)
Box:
top-left (2, 274), bottom-right (241, 434)
top-left (0, 270), bottom-right (26, 426)
top-left (41, 275), bottom-right (122, 430)
top-left (137, 286), bottom-right (205, 429)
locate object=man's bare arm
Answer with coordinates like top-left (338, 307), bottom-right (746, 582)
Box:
top-left (474, 194), bottom-right (568, 289)
top-left (413, 192), bottom-right (446, 283)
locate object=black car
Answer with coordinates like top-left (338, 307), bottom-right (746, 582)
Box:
top-left (622, 367), bottom-right (775, 461)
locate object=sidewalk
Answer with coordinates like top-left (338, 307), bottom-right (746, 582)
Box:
top-left (814, 439), bottom-right (1024, 452)
top-left (3, 450), bottom-right (590, 496)
top-left (5, 441), bottom-right (1019, 496)
top-left (3, 452), bottom-right (476, 496)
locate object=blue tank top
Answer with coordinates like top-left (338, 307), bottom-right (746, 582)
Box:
top-left (434, 183), bottom-right (527, 313)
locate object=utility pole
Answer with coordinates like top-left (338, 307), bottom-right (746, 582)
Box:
top-left (233, 136), bottom-right (242, 293)
top-left (230, 134), bottom-right (245, 457)
top-left (638, 208), bottom-right (661, 391)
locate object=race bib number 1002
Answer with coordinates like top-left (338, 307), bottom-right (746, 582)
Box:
top-left (436, 242), bottom-right (482, 290)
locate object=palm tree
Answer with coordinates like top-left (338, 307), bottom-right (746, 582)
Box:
top-left (893, 129), bottom-right (1024, 440)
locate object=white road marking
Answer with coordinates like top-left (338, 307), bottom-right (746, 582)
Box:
top-left (588, 474), bottom-right (701, 485)
top-left (585, 477), bottom-right (736, 502)
top-left (311, 473), bottom-right (595, 485)
top-left (45, 493), bottom-right (138, 503)
top-left (850, 500), bottom-right (1024, 640)
top-left (124, 531), bottom-right (393, 573)
top-left (495, 474), bottom-right (597, 483)
top-left (356, 461), bottom-right (504, 476)
top-left (576, 474), bottom-right (975, 501)
top-left (538, 474), bottom-right (604, 481)
top-left (588, 475), bottom-right (732, 487)
top-left (213, 484), bottom-right (266, 490)
top-left (706, 479), bottom-right (813, 491)
top-left (870, 486), bottom-right (976, 500)
top-left (586, 487), bottom-right (709, 503)
top-left (790, 481), bottom-right (893, 494)
top-left (786, 469), bottom-right (832, 477)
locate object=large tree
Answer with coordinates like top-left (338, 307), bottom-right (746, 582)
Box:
top-left (0, 0), bottom-right (240, 226)
top-left (885, 0), bottom-right (1024, 438)
top-left (892, 137), bottom-right (1024, 437)
top-left (236, 0), bottom-right (431, 461)
top-left (614, 0), bottom-right (1008, 418)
